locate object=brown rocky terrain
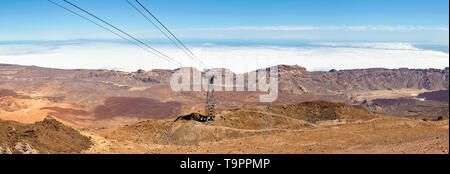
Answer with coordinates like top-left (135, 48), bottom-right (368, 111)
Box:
top-left (108, 100), bottom-right (377, 146)
top-left (0, 118), bottom-right (92, 154)
top-left (0, 63), bottom-right (448, 154)
top-left (1, 64), bottom-right (448, 126)
top-left (80, 101), bottom-right (448, 154)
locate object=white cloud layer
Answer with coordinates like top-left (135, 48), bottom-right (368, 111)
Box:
top-left (0, 42), bottom-right (448, 73)
top-left (311, 42), bottom-right (423, 50)
top-left (179, 25), bottom-right (449, 32)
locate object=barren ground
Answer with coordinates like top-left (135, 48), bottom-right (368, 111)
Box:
top-left (80, 102), bottom-right (449, 154)
top-left (1, 64), bottom-right (448, 154)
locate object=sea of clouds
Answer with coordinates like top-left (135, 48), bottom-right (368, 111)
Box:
top-left (0, 41), bottom-right (448, 73)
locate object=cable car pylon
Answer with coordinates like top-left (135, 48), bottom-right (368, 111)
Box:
top-left (131, 0), bottom-right (216, 121)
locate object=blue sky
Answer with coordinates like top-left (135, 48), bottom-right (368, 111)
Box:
top-left (0, 0), bottom-right (448, 72)
top-left (0, 0), bottom-right (448, 44)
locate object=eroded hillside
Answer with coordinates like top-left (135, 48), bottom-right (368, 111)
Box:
top-left (80, 101), bottom-right (448, 154)
top-left (0, 118), bottom-right (92, 154)
top-left (1, 64), bottom-right (448, 126)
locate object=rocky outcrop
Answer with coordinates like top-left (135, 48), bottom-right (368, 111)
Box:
top-left (0, 146), bottom-right (13, 154)
top-left (0, 118), bottom-right (92, 154)
top-left (14, 142), bottom-right (40, 154)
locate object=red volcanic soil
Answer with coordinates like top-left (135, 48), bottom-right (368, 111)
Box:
top-left (41, 107), bottom-right (90, 116)
top-left (93, 97), bottom-right (183, 120)
top-left (0, 89), bottom-right (17, 97)
top-left (418, 90), bottom-right (449, 102)
top-left (0, 89), bottom-right (32, 99)
top-left (372, 98), bottom-right (418, 105)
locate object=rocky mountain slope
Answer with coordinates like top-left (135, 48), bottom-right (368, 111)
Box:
top-left (1, 64), bottom-right (448, 94)
top-left (82, 100), bottom-right (448, 154)
top-left (0, 64), bottom-right (448, 125)
top-left (0, 118), bottom-right (92, 154)
top-left (277, 65), bottom-right (449, 95)
top-left (98, 101), bottom-right (376, 146)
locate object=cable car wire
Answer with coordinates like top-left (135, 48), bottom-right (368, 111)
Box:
top-left (135, 0), bottom-right (208, 69)
top-left (126, 0), bottom-right (205, 70)
top-left (62, 0), bottom-right (185, 67)
top-left (48, 0), bottom-right (183, 67)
